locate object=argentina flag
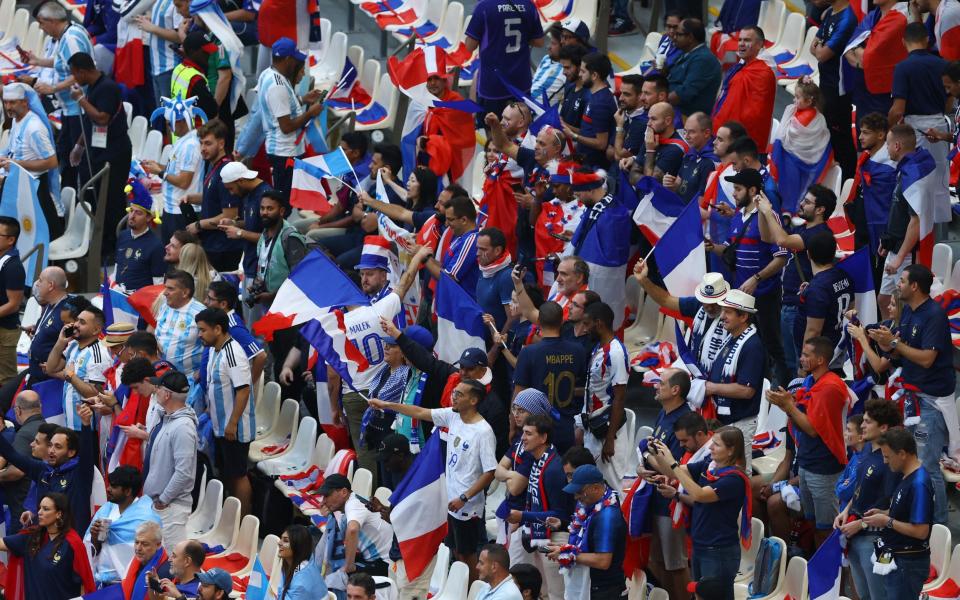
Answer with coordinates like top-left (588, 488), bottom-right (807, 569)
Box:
top-left (0, 162), bottom-right (47, 286)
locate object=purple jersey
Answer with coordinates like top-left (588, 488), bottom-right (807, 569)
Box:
top-left (465, 0), bottom-right (544, 100)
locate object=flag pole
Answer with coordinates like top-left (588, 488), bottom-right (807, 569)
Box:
top-left (328, 173), bottom-right (359, 195)
top-left (485, 320), bottom-right (508, 350)
top-left (344, 146), bottom-right (361, 190)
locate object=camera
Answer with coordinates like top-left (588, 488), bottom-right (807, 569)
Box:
top-left (245, 278), bottom-right (267, 308)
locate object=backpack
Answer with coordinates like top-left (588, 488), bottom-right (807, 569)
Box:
top-left (748, 537), bottom-right (783, 597)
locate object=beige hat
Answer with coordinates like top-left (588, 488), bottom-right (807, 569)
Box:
top-left (717, 289), bottom-right (757, 314)
top-left (103, 322), bottom-right (135, 346)
top-left (694, 273), bottom-right (729, 304)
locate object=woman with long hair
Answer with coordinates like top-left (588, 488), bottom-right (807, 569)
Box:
top-left (380, 165), bottom-right (439, 213)
top-left (278, 524), bottom-right (326, 600)
top-left (176, 242), bottom-right (216, 300)
top-left (0, 493), bottom-right (95, 599)
top-left (648, 426), bottom-right (751, 600)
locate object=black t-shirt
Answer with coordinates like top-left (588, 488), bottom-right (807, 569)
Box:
top-left (82, 73), bottom-right (131, 163)
top-left (0, 250), bottom-right (24, 329)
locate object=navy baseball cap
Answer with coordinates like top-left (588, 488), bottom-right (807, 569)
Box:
top-left (455, 347), bottom-right (488, 369)
top-left (403, 325), bottom-right (434, 350)
top-left (197, 568), bottom-right (233, 593)
top-left (563, 465), bottom-right (605, 494)
top-left (272, 37), bottom-right (307, 62)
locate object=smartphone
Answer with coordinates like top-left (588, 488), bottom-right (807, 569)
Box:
top-left (354, 494), bottom-right (376, 511)
top-left (63, 325), bottom-right (76, 337)
top-left (536, 546), bottom-right (552, 554)
top-left (148, 577), bottom-right (163, 593)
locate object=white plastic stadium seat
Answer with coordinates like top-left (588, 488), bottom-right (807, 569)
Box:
top-left (347, 45), bottom-right (365, 81)
top-left (0, 0), bottom-right (15, 37)
top-left (648, 589), bottom-right (669, 600)
top-left (777, 27), bottom-right (819, 85)
top-left (734, 536), bottom-right (787, 600)
top-left (205, 514), bottom-right (259, 574)
top-left (416, 1), bottom-right (464, 49)
top-left (373, 486), bottom-right (392, 506)
top-left (249, 398), bottom-right (299, 462)
top-left (428, 544), bottom-right (451, 597)
top-left (255, 534), bottom-right (280, 578)
top-left (736, 518), bottom-right (765, 583)
top-left (950, 258), bottom-right (960, 292)
top-left (49, 201), bottom-right (92, 260)
top-left (351, 467), bottom-right (374, 499)
top-left (760, 0), bottom-right (787, 48)
top-left (434, 561), bottom-right (469, 600)
top-left (927, 544), bottom-right (960, 595)
top-left (123, 101), bottom-right (133, 128)
top-left (139, 129), bottom-right (163, 162)
top-left (313, 31), bottom-right (347, 88)
top-left (382, 0), bottom-right (444, 36)
top-left (128, 115), bottom-right (148, 157)
top-left (627, 571), bottom-right (647, 600)
top-left (196, 496), bottom-right (240, 550)
top-left (767, 13), bottom-right (805, 63)
top-left (254, 381), bottom-right (281, 439)
top-left (187, 478), bottom-right (223, 538)
top-left (932, 243), bottom-right (953, 285)
top-left (257, 416), bottom-right (317, 476)
top-left (466, 580), bottom-right (485, 600)
top-left (355, 73), bottom-right (399, 132)
top-left (1, 9), bottom-right (29, 47)
top-left (923, 524), bottom-right (952, 592)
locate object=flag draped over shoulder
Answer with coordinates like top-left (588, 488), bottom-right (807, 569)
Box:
top-left (899, 147), bottom-right (938, 267)
top-left (480, 175), bottom-right (518, 256)
top-left (388, 432), bottom-right (448, 581)
top-left (0, 163), bottom-right (46, 287)
top-left (712, 58), bottom-right (777, 150)
top-left (840, 3), bottom-right (908, 95)
top-left (769, 105), bottom-right (833, 215)
top-left (189, 0), bottom-right (247, 112)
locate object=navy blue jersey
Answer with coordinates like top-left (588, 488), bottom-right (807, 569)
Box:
top-left (584, 503), bottom-right (627, 588)
top-left (816, 6), bottom-right (858, 93)
top-left (0, 249), bottom-right (24, 329)
top-left (200, 159), bottom-right (243, 254)
top-left (650, 403), bottom-right (692, 515)
top-left (115, 229), bottom-right (165, 291)
top-left (781, 223), bottom-right (830, 305)
top-left (577, 87), bottom-right (617, 168)
top-left (882, 466), bottom-right (934, 555)
top-left (896, 298), bottom-right (956, 396)
top-left (687, 460), bottom-right (748, 548)
top-left (850, 442), bottom-right (901, 517)
top-left (560, 83), bottom-right (590, 128)
top-left (475, 267), bottom-right (514, 330)
top-left (796, 266), bottom-right (853, 366)
top-left (513, 337), bottom-right (586, 452)
top-left (892, 50), bottom-right (948, 116)
top-left (4, 532), bottom-right (87, 599)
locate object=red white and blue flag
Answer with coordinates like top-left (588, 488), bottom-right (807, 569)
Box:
top-left (326, 58), bottom-right (372, 111)
top-left (300, 310), bottom-right (370, 391)
top-left (253, 250), bottom-right (370, 340)
top-left (840, 3), bottom-right (909, 96)
top-left (290, 147), bottom-right (355, 213)
top-left (388, 431), bottom-right (449, 581)
top-left (652, 194), bottom-right (707, 298)
top-left (769, 105), bottom-right (833, 215)
top-left (434, 273), bottom-right (486, 363)
top-left (808, 529), bottom-right (843, 600)
top-left (899, 147), bottom-right (938, 267)
top-left (100, 271), bottom-right (140, 327)
top-left (631, 176), bottom-right (688, 244)
top-left (934, 0), bottom-right (960, 60)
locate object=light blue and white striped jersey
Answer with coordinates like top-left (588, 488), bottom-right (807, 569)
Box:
top-left (55, 24), bottom-right (94, 116)
top-left (155, 299), bottom-right (205, 377)
top-left (205, 337), bottom-right (254, 441)
top-left (8, 112), bottom-right (56, 176)
top-left (149, 0), bottom-right (182, 76)
top-left (62, 340), bottom-right (111, 430)
top-left (530, 55), bottom-right (565, 105)
top-left (162, 130), bottom-right (202, 214)
top-left (258, 67), bottom-right (304, 157)
top-left (227, 310), bottom-right (264, 359)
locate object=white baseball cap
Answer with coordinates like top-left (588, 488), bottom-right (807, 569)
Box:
top-left (220, 161), bottom-right (258, 184)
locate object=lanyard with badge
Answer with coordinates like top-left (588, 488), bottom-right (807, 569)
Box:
top-left (257, 231), bottom-right (280, 280)
top-left (84, 80), bottom-right (125, 149)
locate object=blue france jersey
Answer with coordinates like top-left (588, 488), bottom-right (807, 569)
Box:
top-left (162, 131), bottom-right (203, 214)
top-left (155, 299), bottom-right (205, 377)
top-left (205, 337), bottom-right (254, 441)
top-left (62, 340), bottom-right (111, 430)
top-left (55, 25), bottom-right (94, 116)
top-left (148, 0), bottom-right (181, 75)
top-left (7, 112), bottom-right (55, 175)
top-left (258, 67), bottom-right (304, 157)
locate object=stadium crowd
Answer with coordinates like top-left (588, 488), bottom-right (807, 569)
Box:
top-left (0, 0), bottom-right (956, 598)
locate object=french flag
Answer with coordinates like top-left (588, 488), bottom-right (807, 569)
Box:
top-left (807, 529), bottom-right (843, 600)
top-left (434, 273), bottom-right (485, 363)
top-left (899, 147), bottom-right (938, 267)
top-left (0, 163), bottom-right (47, 288)
top-left (653, 195), bottom-right (706, 298)
top-left (769, 105), bottom-right (833, 215)
top-left (299, 310), bottom-right (370, 392)
top-left (671, 322), bottom-right (707, 410)
top-left (388, 432), bottom-right (449, 581)
top-left (631, 176), bottom-right (687, 244)
top-left (290, 147), bottom-right (354, 213)
top-left (126, 284), bottom-right (164, 328)
top-left (5, 378), bottom-right (65, 426)
top-left (253, 250), bottom-right (370, 341)
top-left (100, 271), bottom-right (140, 327)
top-left (326, 58), bottom-right (372, 111)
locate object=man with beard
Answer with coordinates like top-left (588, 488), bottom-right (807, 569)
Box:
top-left (707, 169), bottom-right (789, 386)
top-left (565, 53), bottom-right (617, 169)
top-left (638, 102), bottom-right (688, 181)
top-left (633, 263), bottom-right (731, 374)
top-left (151, 540), bottom-right (205, 598)
top-left (611, 74), bottom-right (647, 160)
top-left (86, 465), bottom-right (161, 586)
top-left (757, 184), bottom-right (836, 375)
top-left (558, 44), bottom-right (590, 129)
top-left (667, 18), bottom-right (722, 118)
top-left (700, 120), bottom-right (747, 280)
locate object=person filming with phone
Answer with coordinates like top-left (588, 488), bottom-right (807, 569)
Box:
top-left (646, 426), bottom-right (753, 600)
top-left (45, 306), bottom-right (111, 432)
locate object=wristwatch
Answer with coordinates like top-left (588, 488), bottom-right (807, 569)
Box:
top-left (860, 520), bottom-right (868, 530)
top-left (890, 338), bottom-right (899, 350)
top-left (669, 462), bottom-right (679, 470)
top-left (459, 493), bottom-right (469, 503)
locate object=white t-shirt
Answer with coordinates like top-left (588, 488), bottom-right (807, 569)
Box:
top-left (431, 408), bottom-right (497, 520)
top-left (585, 338), bottom-right (629, 415)
top-left (343, 493), bottom-right (393, 562)
top-left (342, 293), bottom-right (402, 392)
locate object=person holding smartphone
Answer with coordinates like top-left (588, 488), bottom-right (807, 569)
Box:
top-left (646, 427), bottom-right (752, 600)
